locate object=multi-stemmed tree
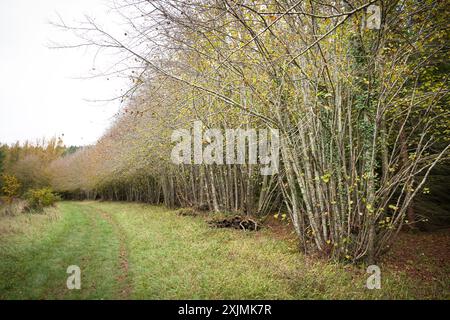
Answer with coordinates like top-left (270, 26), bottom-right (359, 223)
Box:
top-left (50, 0), bottom-right (449, 262)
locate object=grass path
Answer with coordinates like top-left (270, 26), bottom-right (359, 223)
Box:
top-left (87, 204), bottom-right (132, 298)
top-left (0, 202), bottom-right (122, 299)
top-left (0, 201), bottom-right (448, 299)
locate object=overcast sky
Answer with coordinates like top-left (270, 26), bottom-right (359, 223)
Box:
top-left (0, 0), bottom-right (126, 146)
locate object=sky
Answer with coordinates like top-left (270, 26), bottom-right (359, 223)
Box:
top-left (0, 0), bottom-right (127, 146)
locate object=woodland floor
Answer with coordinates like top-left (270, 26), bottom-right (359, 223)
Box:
top-left (0, 201), bottom-right (448, 299)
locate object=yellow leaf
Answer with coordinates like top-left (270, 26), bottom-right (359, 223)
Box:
top-left (388, 204), bottom-right (399, 211)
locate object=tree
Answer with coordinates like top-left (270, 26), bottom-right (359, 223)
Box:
top-left (50, 0), bottom-right (449, 262)
top-left (0, 145), bottom-right (5, 190)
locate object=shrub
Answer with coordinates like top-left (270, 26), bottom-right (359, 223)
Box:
top-left (1, 174), bottom-right (21, 203)
top-left (25, 188), bottom-right (60, 211)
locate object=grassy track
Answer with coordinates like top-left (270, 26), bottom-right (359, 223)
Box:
top-left (0, 202), bottom-right (447, 299)
top-left (0, 203), bottom-right (122, 299)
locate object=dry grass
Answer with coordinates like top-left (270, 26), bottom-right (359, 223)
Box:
top-left (0, 201), bottom-right (448, 299)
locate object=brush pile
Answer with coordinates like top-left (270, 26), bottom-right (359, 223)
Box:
top-left (208, 216), bottom-right (260, 231)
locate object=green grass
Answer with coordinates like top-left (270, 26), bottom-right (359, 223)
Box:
top-left (0, 203), bottom-right (122, 299)
top-left (0, 201), bottom-right (447, 299)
